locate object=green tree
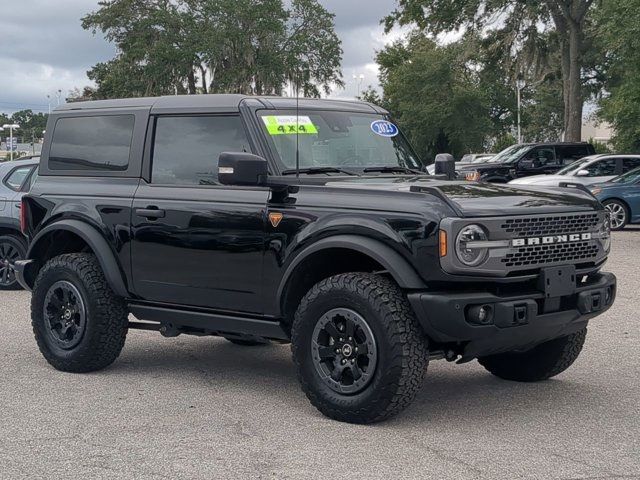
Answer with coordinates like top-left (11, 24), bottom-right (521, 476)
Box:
top-left (386, 0), bottom-right (598, 142)
top-left (596, 0), bottom-right (640, 152)
top-left (82, 0), bottom-right (343, 98)
top-left (376, 34), bottom-right (494, 160)
top-left (7, 110), bottom-right (48, 143)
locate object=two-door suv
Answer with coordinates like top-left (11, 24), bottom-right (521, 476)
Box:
top-left (16, 95), bottom-right (616, 423)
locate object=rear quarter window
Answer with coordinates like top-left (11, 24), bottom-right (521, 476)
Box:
top-left (49, 115), bottom-right (135, 171)
top-left (3, 166), bottom-right (33, 191)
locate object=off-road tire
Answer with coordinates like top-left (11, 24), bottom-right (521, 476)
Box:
top-left (0, 234), bottom-right (27, 290)
top-left (291, 273), bottom-right (428, 424)
top-left (478, 328), bottom-right (587, 382)
top-left (225, 338), bottom-right (270, 346)
top-left (32, 253), bottom-right (128, 372)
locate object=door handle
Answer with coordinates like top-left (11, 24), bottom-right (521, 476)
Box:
top-left (135, 207), bottom-right (165, 219)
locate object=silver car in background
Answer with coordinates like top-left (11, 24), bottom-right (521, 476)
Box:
top-left (508, 154), bottom-right (640, 187)
top-left (0, 157), bottom-right (39, 289)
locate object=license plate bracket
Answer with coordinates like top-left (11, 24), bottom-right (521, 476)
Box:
top-left (537, 265), bottom-right (576, 298)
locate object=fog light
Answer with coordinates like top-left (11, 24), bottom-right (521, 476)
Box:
top-left (467, 304), bottom-right (494, 325)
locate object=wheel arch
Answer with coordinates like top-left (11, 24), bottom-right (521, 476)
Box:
top-left (277, 235), bottom-right (425, 324)
top-left (24, 219), bottom-right (128, 297)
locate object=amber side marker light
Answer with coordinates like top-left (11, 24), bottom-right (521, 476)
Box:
top-left (439, 230), bottom-right (448, 257)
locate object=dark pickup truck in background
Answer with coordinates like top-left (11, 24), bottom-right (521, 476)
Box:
top-left (16, 95), bottom-right (616, 423)
top-left (457, 142), bottom-right (596, 183)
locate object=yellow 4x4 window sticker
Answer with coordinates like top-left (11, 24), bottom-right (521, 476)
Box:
top-left (262, 115), bottom-right (318, 135)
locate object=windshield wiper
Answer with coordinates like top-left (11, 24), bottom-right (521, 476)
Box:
top-left (281, 167), bottom-right (358, 176)
top-left (363, 166), bottom-right (424, 175)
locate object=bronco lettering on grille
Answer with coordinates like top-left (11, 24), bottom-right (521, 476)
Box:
top-left (512, 232), bottom-right (592, 247)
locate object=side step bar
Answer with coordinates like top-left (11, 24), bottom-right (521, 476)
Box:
top-left (127, 303), bottom-right (289, 340)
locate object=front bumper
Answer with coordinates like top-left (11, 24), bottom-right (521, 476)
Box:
top-left (407, 271), bottom-right (616, 361)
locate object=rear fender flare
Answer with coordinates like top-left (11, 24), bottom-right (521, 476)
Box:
top-left (27, 219), bottom-right (128, 297)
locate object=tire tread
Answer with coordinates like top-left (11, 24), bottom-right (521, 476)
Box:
top-left (32, 253), bottom-right (128, 373)
top-left (291, 273), bottom-right (427, 423)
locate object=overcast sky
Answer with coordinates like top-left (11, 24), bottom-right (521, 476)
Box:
top-left (0, 0), bottom-right (403, 114)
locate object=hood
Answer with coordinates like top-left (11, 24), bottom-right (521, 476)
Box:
top-left (324, 177), bottom-right (600, 217)
top-left (509, 174), bottom-right (567, 185)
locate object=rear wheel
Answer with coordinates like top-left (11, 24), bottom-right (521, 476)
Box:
top-left (291, 273), bottom-right (428, 424)
top-left (32, 253), bottom-right (128, 372)
top-left (603, 200), bottom-right (629, 230)
top-left (0, 235), bottom-right (27, 290)
top-left (478, 328), bottom-right (587, 382)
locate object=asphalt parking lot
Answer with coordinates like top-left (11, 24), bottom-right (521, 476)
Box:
top-left (1, 230), bottom-right (639, 480)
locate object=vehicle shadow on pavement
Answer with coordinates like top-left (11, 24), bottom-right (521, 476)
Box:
top-left (102, 334), bottom-right (609, 426)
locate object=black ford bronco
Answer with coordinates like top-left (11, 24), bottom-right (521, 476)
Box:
top-left (16, 95), bottom-right (616, 423)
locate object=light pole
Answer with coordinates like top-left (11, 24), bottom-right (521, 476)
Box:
top-left (47, 95), bottom-right (51, 114)
top-left (2, 124), bottom-right (20, 161)
top-left (55, 89), bottom-right (62, 106)
top-left (516, 79), bottom-right (526, 144)
top-left (353, 74), bottom-right (365, 97)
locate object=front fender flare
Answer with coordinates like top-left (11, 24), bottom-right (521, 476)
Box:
top-left (26, 219), bottom-right (128, 297)
top-left (276, 234), bottom-right (426, 301)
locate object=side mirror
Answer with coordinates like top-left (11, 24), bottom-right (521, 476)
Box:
top-left (434, 153), bottom-right (456, 180)
top-left (575, 169), bottom-right (589, 177)
top-left (218, 152), bottom-right (268, 186)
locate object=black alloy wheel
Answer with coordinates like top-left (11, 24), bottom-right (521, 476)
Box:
top-left (311, 308), bottom-right (378, 395)
top-left (0, 236), bottom-right (26, 290)
top-left (43, 280), bottom-right (87, 350)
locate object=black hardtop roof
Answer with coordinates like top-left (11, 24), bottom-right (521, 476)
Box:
top-left (55, 94), bottom-right (384, 114)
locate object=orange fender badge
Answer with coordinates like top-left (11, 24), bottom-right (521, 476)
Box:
top-left (269, 212), bottom-right (283, 227)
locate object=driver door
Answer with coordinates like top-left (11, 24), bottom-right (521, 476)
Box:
top-left (131, 114), bottom-right (269, 313)
top-left (518, 147), bottom-right (558, 177)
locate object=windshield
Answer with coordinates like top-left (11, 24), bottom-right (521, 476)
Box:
top-left (612, 167), bottom-right (640, 184)
top-left (557, 157), bottom-right (595, 175)
top-left (486, 144), bottom-right (533, 164)
top-left (257, 110), bottom-right (425, 173)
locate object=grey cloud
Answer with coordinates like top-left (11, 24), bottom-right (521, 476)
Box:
top-left (0, 0), bottom-right (398, 112)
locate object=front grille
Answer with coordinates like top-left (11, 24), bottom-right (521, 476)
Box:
top-left (502, 241), bottom-right (600, 268)
top-left (501, 213), bottom-right (599, 237)
top-left (440, 211), bottom-right (607, 277)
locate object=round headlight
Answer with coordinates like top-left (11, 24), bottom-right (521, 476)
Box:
top-left (455, 224), bottom-right (489, 266)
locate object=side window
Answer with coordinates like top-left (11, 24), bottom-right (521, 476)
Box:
top-left (622, 158), bottom-right (640, 173)
top-left (526, 147), bottom-right (556, 165)
top-left (585, 158), bottom-right (617, 177)
top-left (3, 166), bottom-right (33, 191)
top-left (151, 116), bottom-right (250, 186)
top-left (558, 145), bottom-right (590, 164)
top-left (49, 115), bottom-right (134, 171)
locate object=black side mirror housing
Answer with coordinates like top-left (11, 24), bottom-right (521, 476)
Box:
top-left (434, 153), bottom-right (456, 180)
top-left (218, 152), bottom-right (268, 186)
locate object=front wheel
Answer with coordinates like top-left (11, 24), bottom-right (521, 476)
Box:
top-left (603, 200), bottom-right (629, 230)
top-left (291, 273), bottom-right (428, 424)
top-left (478, 328), bottom-right (587, 382)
